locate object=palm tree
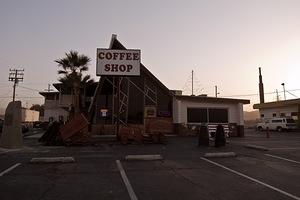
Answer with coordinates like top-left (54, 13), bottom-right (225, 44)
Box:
top-left (55, 50), bottom-right (93, 115)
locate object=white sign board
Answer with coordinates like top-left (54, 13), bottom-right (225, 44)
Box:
top-left (96, 49), bottom-right (140, 76)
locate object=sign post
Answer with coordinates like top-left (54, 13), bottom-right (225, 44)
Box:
top-left (96, 49), bottom-right (141, 140)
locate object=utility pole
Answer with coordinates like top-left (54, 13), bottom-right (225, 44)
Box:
top-left (191, 70), bottom-right (194, 96)
top-left (8, 69), bottom-right (24, 101)
top-left (276, 89), bottom-right (279, 101)
top-left (215, 85), bottom-right (220, 97)
top-left (258, 67), bottom-right (265, 103)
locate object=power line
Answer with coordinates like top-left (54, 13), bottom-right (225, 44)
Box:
top-left (286, 90), bottom-right (298, 98)
top-left (0, 96), bottom-right (43, 99)
top-left (18, 85), bottom-right (40, 92)
top-left (220, 89), bottom-right (300, 98)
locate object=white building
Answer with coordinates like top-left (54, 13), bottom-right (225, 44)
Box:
top-left (39, 82), bottom-right (97, 123)
top-left (253, 67), bottom-right (300, 126)
top-left (21, 108), bottom-right (39, 122)
top-left (173, 95), bottom-right (250, 136)
top-left (39, 91), bottom-right (69, 122)
top-left (253, 98), bottom-right (300, 120)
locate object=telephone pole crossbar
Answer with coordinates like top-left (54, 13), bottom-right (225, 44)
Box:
top-left (8, 69), bottom-right (25, 101)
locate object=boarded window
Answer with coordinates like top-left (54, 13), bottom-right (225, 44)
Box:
top-left (187, 108), bottom-right (208, 123)
top-left (291, 112), bottom-right (298, 116)
top-left (187, 108), bottom-right (228, 123)
top-left (208, 109), bottom-right (228, 123)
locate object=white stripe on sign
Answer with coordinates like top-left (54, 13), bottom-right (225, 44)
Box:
top-left (116, 160), bottom-right (138, 200)
top-left (265, 154), bottom-right (300, 164)
top-left (201, 157), bottom-right (300, 200)
top-left (0, 163), bottom-right (21, 177)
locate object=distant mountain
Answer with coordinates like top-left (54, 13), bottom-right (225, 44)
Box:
top-left (244, 110), bottom-right (260, 121)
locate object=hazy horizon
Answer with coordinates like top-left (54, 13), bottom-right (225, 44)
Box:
top-left (1, 0), bottom-right (300, 112)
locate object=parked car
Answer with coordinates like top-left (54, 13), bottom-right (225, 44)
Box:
top-left (33, 121), bottom-right (43, 128)
top-left (257, 117), bottom-right (297, 132)
top-left (22, 123), bottom-right (29, 133)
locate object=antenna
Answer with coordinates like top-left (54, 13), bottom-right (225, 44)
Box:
top-left (191, 70), bottom-right (194, 96)
top-left (215, 85), bottom-right (220, 97)
top-left (45, 84), bottom-right (54, 92)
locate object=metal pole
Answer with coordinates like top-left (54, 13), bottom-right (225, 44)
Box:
top-left (281, 83), bottom-right (286, 100)
top-left (276, 89), bottom-right (279, 101)
top-left (215, 85), bottom-right (217, 98)
top-left (12, 69), bottom-right (18, 101)
top-left (116, 77), bottom-right (120, 141)
top-left (192, 70), bottom-right (194, 96)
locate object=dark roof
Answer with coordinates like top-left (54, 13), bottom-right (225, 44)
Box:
top-left (52, 83), bottom-right (62, 90)
top-left (175, 95), bottom-right (250, 104)
top-left (253, 98), bottom-right (300, 109)
top-left (89, 35), bottom-right (250, 112)
top-left (88, 35), bottom-right (173, 113)
top-left (109, 36), bottom-right (173, 97)
top-left (39, 91), bottom-right (59, 97)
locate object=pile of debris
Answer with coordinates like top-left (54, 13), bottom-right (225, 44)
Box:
top-left (39, 121), bottom-right (63, 145)
top-left (118, 117), bottom-right (173, 145)
top-left (39, 114), bottom-right (90, 146)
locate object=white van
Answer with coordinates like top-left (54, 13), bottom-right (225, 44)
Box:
top-left (257, 117), bottom-right (297, 132)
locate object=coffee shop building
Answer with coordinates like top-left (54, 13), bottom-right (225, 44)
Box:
top-left (87, 35), bottom-right (250, 136)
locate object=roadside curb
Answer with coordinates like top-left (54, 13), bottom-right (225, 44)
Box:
top-left (244, 144), bottom-right (269, 151)
top-left (0, 148), bottom-right (22, 155)
top-left (24, 133), bottom-right (43, 139)
top-left (30, 157), bottom-right (75, 163)
top-left (165, 134), bottom-right (177, 137)
top-left (125, 154), bottom-right (163, 161)
top-left (204, 152), bottom-right (237, 158)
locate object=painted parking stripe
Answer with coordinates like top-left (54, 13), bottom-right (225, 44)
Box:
top-left (0, 163), bottom-right (21, 177)
top-left (269, 148), bottom-right (300, 150)
top-left (116, 160), bottom-right (138, 200)
top-left (265, 154), bottom-right (300, 164)
top-left (201, 157), bottom-right (300, 200)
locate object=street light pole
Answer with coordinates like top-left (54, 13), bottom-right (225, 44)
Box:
top-left (281, 83), bottom-right (286, 100)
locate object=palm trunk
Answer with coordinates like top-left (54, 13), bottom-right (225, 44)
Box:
top-left (73, 82), bottom-right (80, 115)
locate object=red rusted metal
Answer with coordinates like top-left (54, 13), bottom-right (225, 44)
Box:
top-left (119, 126), bottom-right (143, 145)
top-left (59, 114), bottom-right (90, 144)
top-left (144, 117), bottom-right (172, 143)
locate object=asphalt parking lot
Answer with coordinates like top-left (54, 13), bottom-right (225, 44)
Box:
top-left (0, 129), bottom-right (300, 200)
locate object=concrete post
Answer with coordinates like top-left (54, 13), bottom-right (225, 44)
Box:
top-left (237, 103), bottom-right (245, 137)
top-left (0, 101), bottom-right (23, 148)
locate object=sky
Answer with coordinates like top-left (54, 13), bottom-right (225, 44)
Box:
top-left (0, 0), bottom-right (300, 113)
